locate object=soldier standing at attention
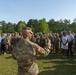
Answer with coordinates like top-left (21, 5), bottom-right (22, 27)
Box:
top-left (12, 27), bottom-right (51, 75)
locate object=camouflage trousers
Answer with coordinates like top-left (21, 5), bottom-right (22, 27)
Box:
top-left (17, 62), bottom-right (39, 75)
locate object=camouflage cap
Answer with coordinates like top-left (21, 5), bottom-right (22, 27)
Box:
top-left (22, 27), bottom-right (33, 34)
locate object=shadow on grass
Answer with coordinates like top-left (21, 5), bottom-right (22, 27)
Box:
top-left (37, 53), bottom-right (76, 60)
top-left (5, 56), bottom-right (12, 59)
top-left (39, 62), bottom-right (76, 75)
top-left (38, 53), bottom-right (76, 75)
top-left (39, 65), bottom-right (76, 75)
top-left (39, 70), bottom-right (52, 75)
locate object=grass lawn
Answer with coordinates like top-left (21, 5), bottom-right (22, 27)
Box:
top-left (0, 53), bottom-right (76, 75)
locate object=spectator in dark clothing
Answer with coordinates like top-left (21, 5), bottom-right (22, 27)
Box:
top-left (1, 34), bottom-right (6, 55)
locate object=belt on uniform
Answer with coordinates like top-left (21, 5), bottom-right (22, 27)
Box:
top-left (19, 62), bottom-right (33, 71)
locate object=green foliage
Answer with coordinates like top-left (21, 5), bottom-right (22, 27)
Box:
top-left (48, 19), bottom-right (71, 33)
top-left (16, 21), bottom-right (26, 32)
top-left (6, 22), bottom-right (15, 33)
top-left (0, 30), bottom-right (2, 33)
top-left (1, 18), bottom-right (76, 33)
top-left (0, 21), bottom-right (15, 33)
top-left (63, 19), bottom-right (70, 24)
top-left (27, 19), bottom-right (39, 33)
top-left (37, 18), bottom-right (49, 33)
top-left (13, 23), bottom-right (17, 32)
top-left (0, 21), bottom-right (7, 33)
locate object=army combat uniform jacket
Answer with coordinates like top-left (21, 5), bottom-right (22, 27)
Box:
top-left (12, 38), bottom-right (50, 75)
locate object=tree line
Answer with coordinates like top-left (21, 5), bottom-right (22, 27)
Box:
top-left (0, 18), bottom-right (76, 33)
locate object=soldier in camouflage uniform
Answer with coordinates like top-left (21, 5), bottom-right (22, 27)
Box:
top-left (11, 32), bottom-right (20, 47)
top-left (54, 34), bottom-right (60, 54)
top-left (5, 33), bottom-right (11, 53)
top-left (12, 27), bottom-right (50, 75)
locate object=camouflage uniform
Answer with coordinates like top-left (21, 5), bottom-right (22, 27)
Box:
top-left (11, 33), bottom-right (20, 47)
top-left (5, 35), bottom-right (11, 53)
top-left (54, 34), bottom-right (60, 54)
top-left (12, 38), bottom-right (50, 75)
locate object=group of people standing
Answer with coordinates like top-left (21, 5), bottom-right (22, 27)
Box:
top-left (0, 32), bottom-right (21, 55)
top-left (31, 31), bottom-right (75, 58)
top-left (0, 30), bottom-right (75, 58)
top-left (61, 31), bottom-right (74, 57)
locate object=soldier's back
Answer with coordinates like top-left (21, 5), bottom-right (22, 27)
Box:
top-left (12, 38), bottom-right (38, 75)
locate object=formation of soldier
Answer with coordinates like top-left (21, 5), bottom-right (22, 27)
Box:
top-left (0, 32), bottom-right (22, 55)
top-left (33, 31), bottom-right (75, 57)
top-left (0, 30), bottom-right (76, 56)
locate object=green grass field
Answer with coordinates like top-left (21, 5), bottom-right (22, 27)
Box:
top-left (0, 53), bottom-right (76, 75)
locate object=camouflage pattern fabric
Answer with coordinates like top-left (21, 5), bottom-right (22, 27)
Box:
top-left (12, 38), bottom-right (50, 75)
